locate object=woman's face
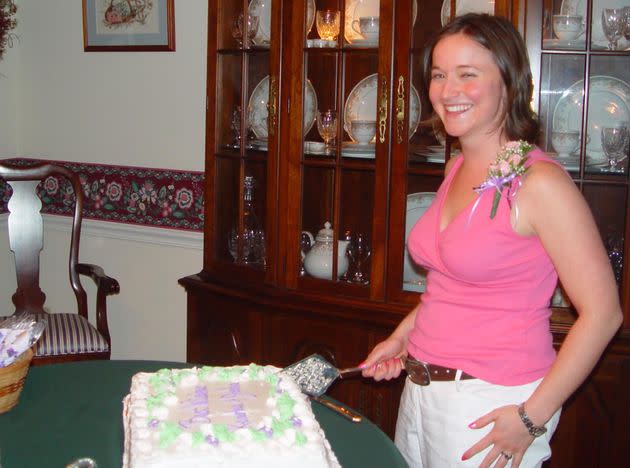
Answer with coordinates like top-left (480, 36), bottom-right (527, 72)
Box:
top-left (428, 33), bottom-right (507, 145)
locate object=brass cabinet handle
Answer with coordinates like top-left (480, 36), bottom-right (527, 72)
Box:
top-left (396, 75), bottom-right (406, 144)
top-left (378, 77), bottom-right (388, 143)
top-left (267, 75), bottom-right (278, 136)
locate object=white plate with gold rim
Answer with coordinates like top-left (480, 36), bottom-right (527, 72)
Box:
top-left (440, 0), bottom-right (495, 26)
top-left (344, 0), bottom-right (418, 44)
top-left (344, 73), bottom-right (421, 142)
top-left (404, 192), bottom-right (436, 292)
top-left (248, 76), bottom-right (317, 139)
top-left (552, 75), bottom-right (630, 164)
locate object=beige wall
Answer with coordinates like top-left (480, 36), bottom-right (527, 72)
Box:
top-left (0, 0), bottom-right (208, 362)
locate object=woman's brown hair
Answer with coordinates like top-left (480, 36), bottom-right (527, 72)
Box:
top-left (420, 13), bottom-right (540, 144)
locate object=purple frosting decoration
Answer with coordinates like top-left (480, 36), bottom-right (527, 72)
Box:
top-left (291, 416), bottom-right (303, 428)
top-left (205, 434), bottom-right (220, 447)
top-left (148, 419), bottom-right (160, 428)
top-left (261, 426), bottom-right (273, 438)
top-left (7, 347), bottom-right (17, 357)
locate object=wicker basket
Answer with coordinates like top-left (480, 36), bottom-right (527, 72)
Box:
top-left (0, 347), bottom-right (34, 414)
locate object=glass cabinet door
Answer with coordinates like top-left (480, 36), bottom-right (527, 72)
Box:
top-left (211, 0), bottom-right (280, 274)
top-left (529, 0), bottom-right (629, 308)
top-left (297, 0), bottom-right (387, 292)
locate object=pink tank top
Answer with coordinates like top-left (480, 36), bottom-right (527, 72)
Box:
top-left (406, 147), bottom-right (559, 385)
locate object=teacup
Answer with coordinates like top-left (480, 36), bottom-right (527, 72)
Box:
top-left (351, 120), bottom-right (377, 144)
top-left (352, 16), bottom-right (379, 41)
top-left (552, 14), bottom-right (584, 41)
top-left (551, 129), bottom-right (580, 159)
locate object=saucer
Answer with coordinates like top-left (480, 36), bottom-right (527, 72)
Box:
top-left (543, 38), bottom-right (585, 49)
top-left (307, 39), bottom-right (337, 48)
top-left (342, 142), bottom-right (375, 151)
top-left (346, 38), bottom-right (378, 47)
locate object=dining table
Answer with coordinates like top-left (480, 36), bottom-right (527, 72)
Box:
top-left (0, 359), bottom-right (408, 468)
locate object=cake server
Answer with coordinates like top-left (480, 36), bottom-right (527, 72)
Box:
top-left (281, 353), bottom-right (367, 398)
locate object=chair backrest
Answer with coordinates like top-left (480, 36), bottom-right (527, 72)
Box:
top-left (0, 162), bottom-right (88, 318)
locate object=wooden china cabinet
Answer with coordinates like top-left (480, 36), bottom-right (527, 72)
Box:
top-left (180, 0), bottom-right (630, 465)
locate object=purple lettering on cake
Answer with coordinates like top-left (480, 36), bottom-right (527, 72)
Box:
top-left (232, 403), bottom-right (249, 428)
top-left (182, 385), bottom-right (208, 407)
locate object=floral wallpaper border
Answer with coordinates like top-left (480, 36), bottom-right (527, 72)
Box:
top-left (0, 158), bottom-right (204, 231)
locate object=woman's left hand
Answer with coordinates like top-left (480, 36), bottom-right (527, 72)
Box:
top-left (461, 404), bottom-right (535, 467)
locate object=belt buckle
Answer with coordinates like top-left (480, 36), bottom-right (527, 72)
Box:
top-left (405, 358), bottom-right (431, 386)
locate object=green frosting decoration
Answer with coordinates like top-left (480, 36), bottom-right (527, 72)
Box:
top-left (271, 417), bottom-right (292, 437)
top-left (192, 430), bottom-right (205, 447)
top-left (250, 428), bottom-right (267, 443)
top-left (159, 421), bottom-right (182, 448)
top-left (276, 392), bottom-right (296, 420)
top-left (146, 392), bottom-right (166, 411)
top-left (265, 373), bottom-right (279, 388)
top-left (217, 367), bottom-right (244, 381)
top-left (247, 364), bottom-right (263, 380)
top-left (212, 424), bottom-right (236, 442)
top-left (295, 431), bottom-right (308, 446)
top-left (149, 369), bottom-right (173, 392)
top-left (198, 366), bottom-right (213, 380)
top-left (172, 369), bottom-right (195, 386)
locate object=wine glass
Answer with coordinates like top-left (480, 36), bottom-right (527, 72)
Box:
top-left (347, 233), bottom-right (371, 284)
top-left (317, 110), bottom-right (338, 154)
top-left (316, 10), bottom-right (340, 41)
top-left (232, 13), bottom-right (259, 47)
top-left (601, 125), bottom-right (629, 172)
top-left (602, 8), bottom-right (624, 50)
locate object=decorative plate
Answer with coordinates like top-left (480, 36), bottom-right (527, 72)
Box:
top-left (344, 73), bottom-right (421, 142)
top-left (344, 0), bottom-right (418, 44)
top-left (248, 76), bottom-right (317, 139)
top-left (441, 0), bottom-right (495, 26)
top-left (249, 0), bottom-right (315, 45)
top-left (552, 75), bottom-right (630, 163)
top-left (404, 192), bottom-right (436, 292)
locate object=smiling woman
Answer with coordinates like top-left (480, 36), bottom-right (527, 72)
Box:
top-left (0, 0), bottom-right (17, 61)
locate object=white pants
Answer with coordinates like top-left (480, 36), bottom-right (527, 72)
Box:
top-left (394, 376), bottom-right (561, 467)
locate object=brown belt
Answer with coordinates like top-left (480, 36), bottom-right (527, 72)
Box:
top-left (405, 357), bottom-right (475, 386)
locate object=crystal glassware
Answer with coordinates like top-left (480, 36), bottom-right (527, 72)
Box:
top-left (232, 13), bottom-right (259, 47)
top-left (346, 233), bottom-right (371, 284)
top-left (623, 7), bottom-right (630, 42)
top-left (316, 10), bottom-right (340, 41)
top-left (601, 125), bottom-right (629, 172)
top-left (316, 110), bottom-right (338, 154)
top-left (602, 8), bottom-right (624, 50)
top-left (228, 176), bottom-right (265, 266)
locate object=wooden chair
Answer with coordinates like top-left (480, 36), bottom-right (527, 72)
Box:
top-left (0, 162), bottom-right (120, 365)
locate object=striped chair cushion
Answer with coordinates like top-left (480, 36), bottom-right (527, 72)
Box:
top-left (34, 313), bottom-right (109, 356)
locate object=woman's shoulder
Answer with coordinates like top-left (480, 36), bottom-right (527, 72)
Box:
top-left (520, 147), bottom-right (577, 199)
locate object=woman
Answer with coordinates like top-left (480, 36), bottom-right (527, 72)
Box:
top-left (360, 13), bottom-right (622, 468)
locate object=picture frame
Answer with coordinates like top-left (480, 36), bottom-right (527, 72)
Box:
top-left (82, 0), bottom-right (175, 52)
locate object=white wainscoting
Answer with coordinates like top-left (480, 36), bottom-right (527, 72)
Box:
top-left (1, 214), bottom-right (203, 362)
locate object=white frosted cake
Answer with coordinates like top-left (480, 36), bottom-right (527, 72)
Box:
top-left (122, 364), bottom-right (340, 467)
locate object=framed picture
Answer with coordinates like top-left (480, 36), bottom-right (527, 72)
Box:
top-left (82, 0), bottom-right (175, 51)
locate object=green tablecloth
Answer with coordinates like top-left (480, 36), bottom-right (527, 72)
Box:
top-left (0, 360), bottom-right (407, 468)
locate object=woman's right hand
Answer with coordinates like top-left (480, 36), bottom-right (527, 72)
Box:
top-left (360, 336), bottom-right (407, 381)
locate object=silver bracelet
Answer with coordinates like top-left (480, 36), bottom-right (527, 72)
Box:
top-left (518, 402), bottom-right (547, 437)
